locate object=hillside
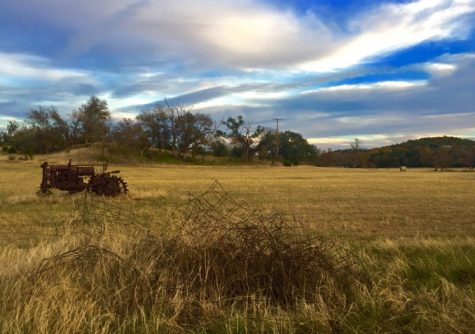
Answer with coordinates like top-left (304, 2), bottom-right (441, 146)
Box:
top-left (317, 136), bottom-right (475, 168)
top-left (390, 136), bottom-right (475, 150)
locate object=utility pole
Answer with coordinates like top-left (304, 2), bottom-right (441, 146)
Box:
top-left (272, 118), bottom-right (283, 165)
top-left (274, 118), bottom-right (283, 132)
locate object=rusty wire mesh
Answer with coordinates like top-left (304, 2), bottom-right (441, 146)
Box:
top-left (61, 192), bottom-right (142, 240)
top-left (27, 180), bottom-right (369, 319)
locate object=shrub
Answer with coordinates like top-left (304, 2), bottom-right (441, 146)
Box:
top-left (283, 160), bottom-right (293, 167)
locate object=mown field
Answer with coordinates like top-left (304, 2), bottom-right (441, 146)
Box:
top-left (0, 156), bottom-right (474, 333)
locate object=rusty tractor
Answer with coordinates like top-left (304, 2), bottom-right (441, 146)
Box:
top-left (38, 160), bottom-right (128, 196)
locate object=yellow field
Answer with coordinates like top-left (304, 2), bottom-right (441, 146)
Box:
top-left (0, 158), bottom-right (474, 333)
top-left (1, 159), bottom-right (474, 245)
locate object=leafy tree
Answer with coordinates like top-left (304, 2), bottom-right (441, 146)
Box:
top-left (73, 96), bottom-right (111, 145)
top-left (175, 111), bottom-right (215, 158)
top-left (279, 131), bottom-right (319, 163)
top-left (257, 130), bottom-right (318, 163)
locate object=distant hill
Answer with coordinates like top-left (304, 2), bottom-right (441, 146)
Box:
top-left (317, 136), bottom-right (475, 168)
top-left (389, 136), bottom-right (475, 150)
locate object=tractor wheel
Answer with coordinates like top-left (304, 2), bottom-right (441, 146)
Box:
top-left (90, 175), bottom-right (128, 196)
top-left (116, 176), bottom-right (128, 194)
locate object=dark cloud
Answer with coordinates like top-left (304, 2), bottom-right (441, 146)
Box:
top-left (0, 100), bottom-right (24, 116)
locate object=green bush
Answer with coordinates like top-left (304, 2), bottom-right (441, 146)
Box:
top-left (283, 160), bottom-right (292, 167)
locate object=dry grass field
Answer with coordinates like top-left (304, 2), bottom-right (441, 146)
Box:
top-left (0, 155), bottom-right (474, 333)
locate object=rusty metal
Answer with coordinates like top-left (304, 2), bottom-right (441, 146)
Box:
top-left (38, 159), bottom-right (128, 196)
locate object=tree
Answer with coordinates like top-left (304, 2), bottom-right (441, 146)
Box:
top-left (461, 147), bottom-right (475, 171)
top-left (136, 101), bottom-right (217, 159)
top-left (350, 138), bottom-right (364, 168)
top-left (112, 118), bottom-right (149, 155)
top-left (257, 129), bottom-right (318, 163)
top-left (433, 145), bottom-right (452, 171)
top-left (27, 106), bottom-right (69, 153)
top-left (164, 102), bottom-right (187, 157)
top-left (175, 111), bottom-right (215, 158)
top-left (136, 106), bottom-right (171, 151)
top-left (209, 138), bottom-right (229, 157)
top-left (350, 138), bottom-right (362, 151)
top-left (1, 120), bottom-right (20, 144)
top-left (69, 112), bottom-right (82, 147)
top-left (279, 131), bottom-right (319, 163)
top-left (73, 96), bottom-right (111, 145)
top-left (220, 116), bottom-right (264, 161)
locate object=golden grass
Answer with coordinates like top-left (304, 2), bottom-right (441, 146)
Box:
top-left (1, 158), bottom-right (474, 244)
top-left (0, 154), bottom-right (474, 333)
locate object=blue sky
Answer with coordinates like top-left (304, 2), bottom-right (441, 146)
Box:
top-left (1, 0), bottom-right (475, 148)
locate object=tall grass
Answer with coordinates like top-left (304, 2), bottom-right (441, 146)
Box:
top-left (0, 185), bottom-right (474, 333)
top-left (1, 236), bottom-right (473, 333)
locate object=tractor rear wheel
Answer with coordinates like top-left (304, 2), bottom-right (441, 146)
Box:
top-left (90, 175), bottom-right (128, 196)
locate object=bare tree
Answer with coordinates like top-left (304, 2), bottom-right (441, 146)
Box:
top-left (136, 106), bottom-right (170, 151)
top-left (112, 118), bottom-right (149, 156)
top-left (350, 138), bottom-right (363, 168)
top-left (221, 115), bottom-right (264, 161)
top-left (137, 100), bottom-right (217, 159)
top-left (27, 106), bottom-right (69, 153)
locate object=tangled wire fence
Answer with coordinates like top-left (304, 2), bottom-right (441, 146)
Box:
top-left (27, 181), bottom-right (370, 323)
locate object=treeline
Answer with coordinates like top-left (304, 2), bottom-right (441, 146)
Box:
top-left (317, 137), bottom-right (475, 170)
top-left (0, 96), bottom-right (318, 164)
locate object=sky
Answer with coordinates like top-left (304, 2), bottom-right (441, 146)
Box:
top-left (1, 0), bottom-right (475, 149)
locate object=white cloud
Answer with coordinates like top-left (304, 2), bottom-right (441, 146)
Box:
top-left (424, 62), bottom-right (458, 76)
top-left (99, 92), bottom-right (156, 112)
top-left (298, 0), bottom-right (475, 72)
top-left (301, 80), bottom-right (427, 94)
top-left (0, 52), bottom-right (96, 87)
top-left (0, 115), bottom-right (19, 121)
top-left (308, 134), bottom-right (396, 148)
top-left (193, 97), bottom-right (263, 112)
top-left (0, 52), bottom-right (89, 82)
top-left (124, 1), bottom-right (333, 68)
